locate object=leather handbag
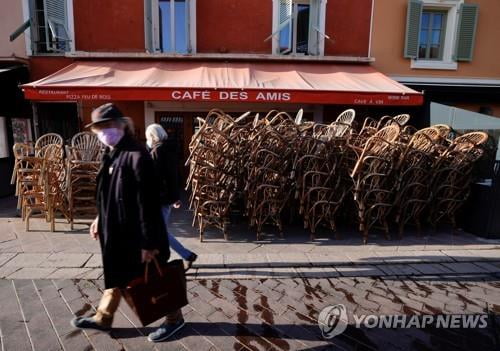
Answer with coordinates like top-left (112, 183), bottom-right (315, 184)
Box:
top-left (122, 258), bottom-right (188, 326)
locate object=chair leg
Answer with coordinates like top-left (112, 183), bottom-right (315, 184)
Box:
top-left (26, 209), bottom-right (30, 231)
top-left (363, 229), bottom-right (369, 244)
top-left (17, 192), bottom-right (22, 210)
top-left (198, 216), bottom-right (204, 242)
top-left (223, 222), bottom-right (228, 241)
top-left (10, 166), bottom-right (17, 185)
top-left (21, 198), bottom-right (27, 221)
top-left (50, 207), bottom-right (55, 232)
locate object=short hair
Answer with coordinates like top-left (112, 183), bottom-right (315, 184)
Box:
top-left (145, 123), bottom-right (168, 143)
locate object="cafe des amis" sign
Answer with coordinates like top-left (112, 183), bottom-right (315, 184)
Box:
top-left (23, 87), bottom-right (423, 106)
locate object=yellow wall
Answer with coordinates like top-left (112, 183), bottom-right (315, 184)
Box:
top-left (371, 0), bottom-right (500, 78)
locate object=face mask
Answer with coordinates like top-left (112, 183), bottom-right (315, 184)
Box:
top-left (97, 128), bottom-right (124, 147)
top-left (146, 139), bottom-right (153, 149)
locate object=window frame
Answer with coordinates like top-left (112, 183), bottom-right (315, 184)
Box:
top-left (411, 0), bottom-right (463, 70)
top-left (271, 0), bottom-right (327, 56)
top-left (148, 0), bottom-right (197, 54)
top-left (280, 1), bottom-right (310, 55)
top-left (418, 10), bottom-right (447, 60)
top-left (21, 0), bottom-right (74, 56)
top-left (47, 17), bottom-right (71, 52)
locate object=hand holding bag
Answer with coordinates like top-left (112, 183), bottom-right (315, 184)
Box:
top-left (122, 258), bottom-right (188, 326)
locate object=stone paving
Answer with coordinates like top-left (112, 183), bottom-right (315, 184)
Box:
top-left (1, 274), bottom-right (499, 350)
top-left (1, 196), bottom-right (500, 350)
top-left (1, 196), bottom-right (500, 280)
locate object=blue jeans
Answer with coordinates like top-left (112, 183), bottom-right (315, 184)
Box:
top-left (161, 205), bottom-right (194, 260)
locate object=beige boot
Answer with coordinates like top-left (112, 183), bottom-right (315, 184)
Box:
top-left (71, 288), bottom-right (121, 331)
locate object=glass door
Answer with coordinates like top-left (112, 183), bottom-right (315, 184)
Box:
top-left (155, 111), bottom-right (194, 184)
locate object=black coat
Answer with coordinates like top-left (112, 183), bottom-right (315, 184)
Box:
top-left (96, 134), bottom-right (170, 289)
top-left (149, 140), bottom-right (180, 206)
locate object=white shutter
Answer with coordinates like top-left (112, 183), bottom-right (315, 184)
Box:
top-left (278, 0), bottom-right (293, 53)
top-left (307, 0), bottom-right (329, 56)
top-left (144, 0), bottom-right (154, 52)
top-left (266, 0), bottom-right (292, 53)
top-left (279, 0), bottom-right (293, 27)
top-left (45, 0), bottom-right (66, 22)
top-left (308, 0), bottom-right (321, 55)
top-left (44, 0), bottom-right (70, 51)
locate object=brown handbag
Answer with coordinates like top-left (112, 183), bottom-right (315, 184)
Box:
top-left (122, 258), bottom-right (188, 326)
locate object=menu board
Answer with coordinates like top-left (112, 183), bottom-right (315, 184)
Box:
top-left (11, 118), bottom-right (32, 144)
top-left (0, 117), bottom-right (8, 158)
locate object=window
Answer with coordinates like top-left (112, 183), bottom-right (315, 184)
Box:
top-left (404, 0), bottom-right (479, 70)
top-left (279, 1), bottom-right (310, 54)
top-left (145, 0), bottom-right (195, 54)
top-left (10, 0), bottom-right (72, 54)
top-left (418, 11), bottom-right (447, 60)
top-left (159, 0), bottom-right (189, 53)
top-left (270, 0), bottom-right (327, 56)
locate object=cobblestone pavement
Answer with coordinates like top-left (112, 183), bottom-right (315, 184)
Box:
top-left (1, 275), bottom-right (499, 351)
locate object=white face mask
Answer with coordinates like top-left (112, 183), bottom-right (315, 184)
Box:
top-left (146, 139), bottom-right (153, 148)
top-left (97, 128), bottom-right (124, 147)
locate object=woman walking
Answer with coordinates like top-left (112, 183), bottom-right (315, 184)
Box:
top-left (145, 123), bottom-right (197, 271)
top-left (71, 103), bottom-right (185, 342)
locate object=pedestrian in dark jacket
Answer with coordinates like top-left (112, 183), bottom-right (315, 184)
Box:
top-left (146, 123), bottom-right (197, 271)
top-left (71, 103), bottom-right (185, 343)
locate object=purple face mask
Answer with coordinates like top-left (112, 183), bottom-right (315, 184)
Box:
top-left (96, 128), bottom-right (124, 147)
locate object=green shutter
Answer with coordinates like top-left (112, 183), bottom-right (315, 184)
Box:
top-left (404, 0), bottom-right (423, 58)
top-left (456, 3), bottom-right (479, 62)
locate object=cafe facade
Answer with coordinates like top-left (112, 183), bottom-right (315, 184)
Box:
top-left (10, 0), bottom-right (425, 181)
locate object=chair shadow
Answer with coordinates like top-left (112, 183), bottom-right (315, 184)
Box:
top-left (108, 319), bottom-right (500, 351)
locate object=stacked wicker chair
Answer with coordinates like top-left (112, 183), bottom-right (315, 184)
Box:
top-left (21, 141), bottom-right (68, 231)
top-left (245, 112), bottom-right (298, 240)
top-left (350, 125), bottom-right (402, 243)
top-left (294, 109), bottom-right (355, 239)
top-left (393, 127), bottom-right (440, 236)
top-left (185, 109), bottom-right (489, 243)
top-left (428, 131), bottom-right (489, 229)
top-left (66, 132), bottom-right (103, 229)
top-left (14, 133), bottom-right (65, 231)
top-left (35, 133), bottom-right (64, 158)
top-left (295, 137), bottom-right (339, 240)
top-left (11, 142), bottom-right (35, 210)
top-left (186, 110), bottom-right (240, 240)
top-left (13, 132), bottom-right (102, 232)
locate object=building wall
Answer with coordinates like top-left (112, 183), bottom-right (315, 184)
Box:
top-left (370, 0), bottom-right (500, 78)
top-left (73, 0), bottom-right (145, 52)
top-left (196, 0), bottom-right (272, 54)
top-left (324, 0), bottom-right (372, 57)
top-left (0, 0), bottom-right (28, 58)
top-left (29, 57), bottom-right (74, 81)
top-left (196, 0), bottom-right (371, 56)
top-left (22, 0), bottom-right (373, 57)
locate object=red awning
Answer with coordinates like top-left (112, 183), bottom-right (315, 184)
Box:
top-left (22, 61), bottom-right (423, 106)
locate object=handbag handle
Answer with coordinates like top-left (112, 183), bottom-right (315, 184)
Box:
top-left (144, 256), bottom-right (163, 284)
